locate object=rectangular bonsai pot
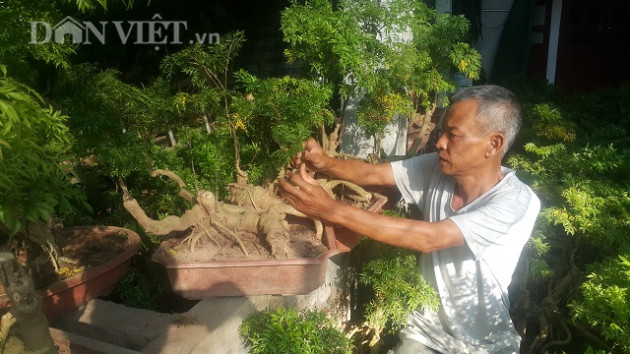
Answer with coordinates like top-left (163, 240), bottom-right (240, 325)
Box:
top-left (152, 194), bottom-right (387, 298)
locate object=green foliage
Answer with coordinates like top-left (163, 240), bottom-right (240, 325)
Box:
top-left (173, 126), bottom-right (236, 199)
top-left (239, 307), bottom-right (352, 354)
top-left (281, 0), bottom-right (481, 155)
top-left (162, 32), bottom-right (333, 180)
top-left (161, 31), bottom-right (249, 178)
top-left (161, 31), bottom-right (246, 91)
top-left (233, 71), bottom-right (335, 167)
top-left (58, 65), bottom-right (182, 178)
top-left (510, 143), bottom-right (630, 255)
top-left (110, 267), bottom-right (165, 310)
top-left (60, 0), bottom-right (134, 12)
top-left (358, 243), bottom-right (438, 336)
top-left (0, 0), bottom-right (76, 83)
top-left (0, 69), bottom-right (86, 234)
top-left (571, 256), bottom-right (630, 351)
top-left (0, 0), bottom-right (137, 84)
top-left (505, 79), bottom-right (630, 352)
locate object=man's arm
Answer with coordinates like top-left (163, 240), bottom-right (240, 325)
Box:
top-left (278, 164), bottom-right (465, 253)
top-left (330, 201), bottom-right (464, 253)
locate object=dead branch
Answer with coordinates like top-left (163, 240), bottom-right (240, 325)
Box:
top-left (320, 123), bottom-right (343, 157)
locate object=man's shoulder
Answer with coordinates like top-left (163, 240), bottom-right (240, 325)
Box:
top-left (393, 152), bottom-right (441, 178)
top-left (403, 152), bottom-right (440, 164)
top-left (493, 171), bottom-right (541, 212)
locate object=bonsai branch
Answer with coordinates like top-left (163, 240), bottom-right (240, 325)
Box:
top-left (150, 169), bottom-right (195, 204)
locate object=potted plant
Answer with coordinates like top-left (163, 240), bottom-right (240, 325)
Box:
top-left (86, 32), bottom-right (387, 298)
top-left (0, 0), bottom-right (156, 351)
top-left (0, 70), bottom-right (141, 354)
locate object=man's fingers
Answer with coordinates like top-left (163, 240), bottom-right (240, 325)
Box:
top-left (303, 137), bottom-right (315, 150)
top-left (277, 177), bottom-right (301, 197)
top-left (288, 169), bottom-right (319, 192)
top-left (278, 178), bottom-right (307, 210)
top-left (300, 163), bottom-right (318, 185)
top-left (289, 152), bottom-right (303, 169)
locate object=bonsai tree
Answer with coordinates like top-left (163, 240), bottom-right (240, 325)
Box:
top-left (0, 0), bottom-right (142, 350)
top-left (0, 67), bottom-right (86, 271)
top-left (281, 0), bottom-right (481, 158)
top-left (56, 32), bottom-right (374, 258)
top-left (281, 2), bottom-right (480, 350)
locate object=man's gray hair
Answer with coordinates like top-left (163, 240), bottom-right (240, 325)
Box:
top-left (451, 85), bottom-right (522, 156)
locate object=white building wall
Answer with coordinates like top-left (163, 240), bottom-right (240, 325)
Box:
top-left (475, 0), bottom-right (516, 79)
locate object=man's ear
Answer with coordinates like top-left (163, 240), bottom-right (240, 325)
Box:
top-left (486, 133), bottom-right (504, 157)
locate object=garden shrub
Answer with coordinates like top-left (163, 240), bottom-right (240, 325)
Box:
top-left (239, 307), bottom-right (352, 354)
top-left (358, 245), bottom-right (438, 339)
top-left (506, 80), bottom-right (630, 353)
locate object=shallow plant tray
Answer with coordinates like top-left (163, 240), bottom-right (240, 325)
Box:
top-left (0, 226), bottom-right (141, 321)
top-left (152, 194), bottom-right (387, 298)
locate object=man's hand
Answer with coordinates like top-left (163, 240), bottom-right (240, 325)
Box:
top-left (278, 163), bottom-right (337, 220)
top-left (290, 137), bottom-right (329, 173)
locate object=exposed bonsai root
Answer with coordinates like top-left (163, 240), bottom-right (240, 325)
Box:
top-left (183, 224), bottom-right (218, 254)
top-left (0, 312), bottom-right (16, 349)
top-left (120, 168), bottom-right (372, 258)
top-left (320, 179), bottom-right (372, 205)
top-left (346, 323), bottom-right (383, 354)
top-left (208, 221), bottom-right (249, 257)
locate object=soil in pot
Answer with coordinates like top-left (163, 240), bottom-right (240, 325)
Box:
top-left (157, 214), bottom-right (328, 263)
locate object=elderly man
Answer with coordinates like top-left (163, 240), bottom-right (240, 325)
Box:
top-left (278, 85), bottom-right (540, 353)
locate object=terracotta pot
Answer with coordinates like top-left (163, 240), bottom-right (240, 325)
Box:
top-left (0, 226), bottom-right (141, 321)
top-left (152, 194), bottom-right (387, 299)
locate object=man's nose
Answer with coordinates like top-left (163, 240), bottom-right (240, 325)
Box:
top-left (435, 133), bottom-right (446, 151)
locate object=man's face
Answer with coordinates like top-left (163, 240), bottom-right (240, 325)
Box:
top-left (435, 99), bottom-right (491, 176)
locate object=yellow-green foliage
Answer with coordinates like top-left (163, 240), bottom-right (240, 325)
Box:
top-left (239, 307), bottom-right (352, 354)
top-left (358, 92), bottom-right (413, 137)
top-left (532, 103), bottom-right (577, 142)
top-left (506, 80), bottom-right (630, 352)
top-left (358, 235), bottom-right (438, 337)
top-left (572, 256), bottom-right (630, 351)
top-left (0, 68), bottom-right (86, 234)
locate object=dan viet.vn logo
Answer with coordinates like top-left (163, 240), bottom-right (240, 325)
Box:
top-left (29, 14), bottom-right (220, 50)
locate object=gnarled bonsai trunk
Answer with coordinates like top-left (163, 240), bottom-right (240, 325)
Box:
top-left (0, 252), bottom-right (56, 354)
top-left (119, 168), bottom-right (372, 258)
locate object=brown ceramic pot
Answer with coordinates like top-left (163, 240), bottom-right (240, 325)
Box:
top-left (0, 226), bottom-right (141, 321)
top-left (152, 194), bottom-right (388, 298)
